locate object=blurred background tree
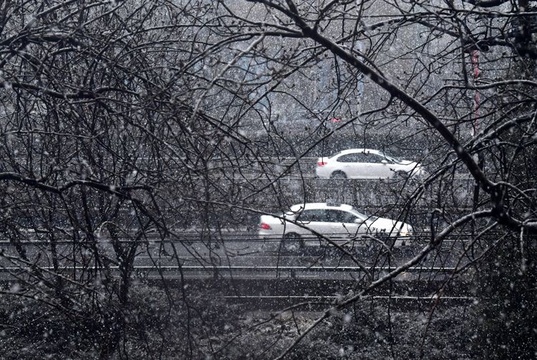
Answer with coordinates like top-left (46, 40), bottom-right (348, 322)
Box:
top-left (0, 0), bottom-right (536, 358)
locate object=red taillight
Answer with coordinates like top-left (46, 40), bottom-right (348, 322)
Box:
top-left (260, 223), bottom-right (271, 230)
top-left (317, 161), bottom-right (327, 166)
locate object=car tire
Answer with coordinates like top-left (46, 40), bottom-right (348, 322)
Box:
top-left (330, 171), bottom-right (347, 179)
top-left (282, 233), bottom-right (303, 252)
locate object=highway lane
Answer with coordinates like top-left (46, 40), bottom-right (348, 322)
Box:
top-left (0, 231), bottom-right (475, 283)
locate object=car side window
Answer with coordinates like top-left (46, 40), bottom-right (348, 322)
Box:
top-left (324, 210), bottom-right (337, 222)
top-left (340, 211), bottom-right (359, 223)
top-left (337, 154), bottom-right (362, 163)
top-left (366, 154), bottom-right (383, 163)
top-left (324, 210), bottom-right (355, 223)
top-left (298, 209), bottom-right (324, 222)
top-left (357, 153), bottom-right (386, 164)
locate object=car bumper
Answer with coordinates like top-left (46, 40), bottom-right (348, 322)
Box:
top-left (315, 167), bottom-right (331, 178)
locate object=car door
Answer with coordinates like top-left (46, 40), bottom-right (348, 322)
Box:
top-left (296, 209), bottom-right (327, 238)
top-left (362, 153), bottom-right (393, 178)
top-left (336, 153), bottom-right (370, 178)
top-left (323, 209), bottom-right (363, 244)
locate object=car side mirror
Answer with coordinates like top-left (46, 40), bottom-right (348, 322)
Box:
top-left (354, 219), bottom-right (364, 224)
top-left (284, 211), bottom-right (295, 219)
top-left (381, 159), bottom-right (388, 164)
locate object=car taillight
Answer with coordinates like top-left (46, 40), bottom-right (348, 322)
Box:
top-left (259, 223), bottom-right (271, 230)
top-left (317, 161), bottom-right (327, 166)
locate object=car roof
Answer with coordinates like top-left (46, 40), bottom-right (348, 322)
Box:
top-left (289, 202), bottom-right (354, 212)
top-left (332, 148), bottom-right (383, 156)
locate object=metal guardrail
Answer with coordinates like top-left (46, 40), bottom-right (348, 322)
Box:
top-left (223, 294), bottom-right (475, 304)
top-left (0, 260), bottom-right (475, 308)
top-left (0, 264), bottom-right (468, 281)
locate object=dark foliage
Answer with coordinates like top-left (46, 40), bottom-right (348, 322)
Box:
top-left (472, 233), bottom-right (537, 360)
top-left (0, 285), bottom-right (476, 359)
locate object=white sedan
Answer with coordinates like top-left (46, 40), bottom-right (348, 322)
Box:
top-left (315, 148), bottom-right (425, 179)
top-left (258, 202), bottom-right (413, 251)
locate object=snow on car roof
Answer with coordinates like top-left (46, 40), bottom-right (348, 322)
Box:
top-left (337, 148), bottom-right (382, 155)
top-left (289, 202), bottom-right (354, 212)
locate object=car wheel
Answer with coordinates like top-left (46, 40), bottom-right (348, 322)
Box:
top-left (330, 171), bottom-right (347, 179)
top-left (282, 233), bottom-right (303, 252)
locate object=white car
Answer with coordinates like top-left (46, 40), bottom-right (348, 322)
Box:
top-left (315, 148), bottom-right (424, 179)
top-left (258, 202), bottom-right (413, 251)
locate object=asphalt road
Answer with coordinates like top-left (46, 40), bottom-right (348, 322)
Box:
top-left (0, 231), bottom-right (472, 282)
